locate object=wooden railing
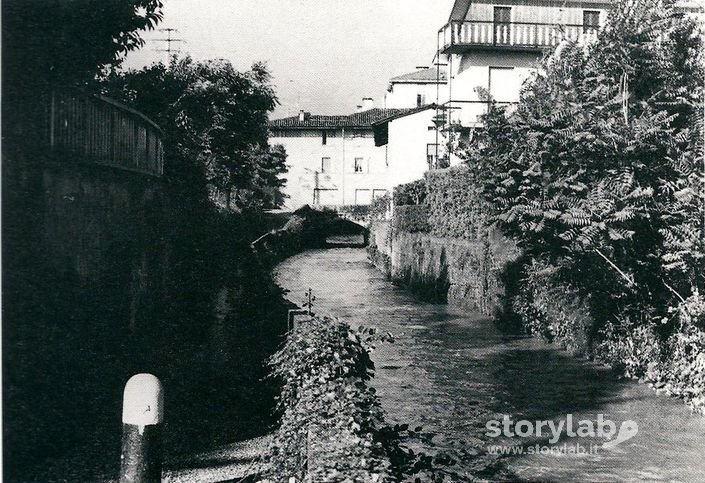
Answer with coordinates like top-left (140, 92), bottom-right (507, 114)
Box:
top-left (12, 89), bottom-right (164, 177)
top-left (440, 20), bottom-right (599, 52)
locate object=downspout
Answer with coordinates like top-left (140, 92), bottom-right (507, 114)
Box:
top-left (341, 127), bottom-right (346, 206)
top-left (436, 30), bottom-right (441, 170)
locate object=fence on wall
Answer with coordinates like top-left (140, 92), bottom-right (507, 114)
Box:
top-left (11, 89), bottom-right (164, 177)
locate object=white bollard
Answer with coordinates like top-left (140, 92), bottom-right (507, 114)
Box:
top-left (120, 373), bottom-right (164, 483)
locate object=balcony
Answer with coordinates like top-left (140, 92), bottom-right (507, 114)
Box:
top-left (439, 100), bottom-right (518, 129)
top-left (439, 20), bottom-right (599, 53)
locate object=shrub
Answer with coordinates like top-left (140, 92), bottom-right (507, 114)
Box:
top-left (392, 205), bottom-right (430, 233)
top-left (393, 178), bottom-right (426, 206)
top-left (658, 291), bottom-right (705, 414)
top-left (264, 316), bottom-right (392, 481)
top-left (369, 193), bottom-right (391, 220)
top-left (594, 321), bottom-right (663, 380)
top-left (511, 259), bottom-right (595, 355)
top-left (425, 167), bottom-right (490, 240)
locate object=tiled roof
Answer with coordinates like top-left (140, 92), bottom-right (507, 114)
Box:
top-left (371, 104), bottom-right (437, 126)
top-left (269, 108), bottom-right (416, 129)
top-left (389, 67), bottom-right (447, 83)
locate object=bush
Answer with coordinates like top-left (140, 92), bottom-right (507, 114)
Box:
top-left (392, 205), bottom-right (430, 233)
top-left (370, 193), bottom-right (391, 220)
top-left (264, 316), bottom-right (392, 481)
top-left (656, 292), bottom-right (705, 414)
top-left (511, 259), bottom-right (595, 355)
top-left (393, 178), bottom-right (426, 206)
top-left (425, 167), bottom-right (490, 240)
top-left (594, 321), bottom-right (663, 380)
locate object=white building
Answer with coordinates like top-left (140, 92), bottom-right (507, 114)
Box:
top-left (372, 105), bottom-right (447, 172)
top-left (270, 103), bottom-right (437, 210)
top-left (384, 66), bottom-right (448, 109)
top-left (437, 0), bottom-right (611, 130)
top-left (436, 0), bottom-right (702, 130)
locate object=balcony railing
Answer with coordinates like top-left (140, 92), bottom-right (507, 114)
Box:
top-left (10, 89), bottom-right (164, 177)
top-left (439, 100), bottom-right (518, 128)
top-left (439, 20), bottom-right (599, 53)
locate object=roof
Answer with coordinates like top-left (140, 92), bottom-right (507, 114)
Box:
top-left (371, 104), bottom-right (437, 147)
top-left (389, 67), bottom-right (447, 84)
top-left (371, 104), bottom-right (437, 127)
top-left (448, 0), bottom-right (471, 22)
top-left (269, 108), bottom-right (418, 130)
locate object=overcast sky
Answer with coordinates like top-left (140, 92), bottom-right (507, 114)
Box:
top-left (123, 0), bottom-right (454, 118)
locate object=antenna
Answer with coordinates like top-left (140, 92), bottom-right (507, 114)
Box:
top-left (153, 28), bottom-right (184, 57)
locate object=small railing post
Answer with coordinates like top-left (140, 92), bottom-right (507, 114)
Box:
top-left (120, 373), bottom-right (164, 483)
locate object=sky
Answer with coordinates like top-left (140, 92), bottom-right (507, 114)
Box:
top-left (123, 0), bottom-right (455, 118)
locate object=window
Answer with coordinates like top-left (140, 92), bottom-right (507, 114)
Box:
top-left (354, 157), bottom-right (365, 173)
top-left (583, 10), bottom-right (600, 33)
top-left (427, 143), bottom-right (439, 168)
top-left (314, 188), bottom-right (339, 206)
top-left (416, 93), bottom-right (425, 107)
top-left (355, 189), bottom-right (372, 205)
top-left (373, 189), bottom-right (388, 200)
top-left (322, 130), bottom-right (327, 145)
top-left (321, 157), bottom-right (331, 173)
top-left (494, 7), bottom-right (511, 45)
top-left (489, 66), bottom-right (518, 103)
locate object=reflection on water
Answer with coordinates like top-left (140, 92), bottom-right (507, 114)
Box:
top-left (275, 248), bottom-right (705, 482)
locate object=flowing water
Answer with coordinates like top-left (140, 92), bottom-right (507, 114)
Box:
top-left (275, 248), bottom-right (705, 482)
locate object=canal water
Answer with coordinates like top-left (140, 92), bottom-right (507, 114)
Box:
top-left (275, 248), bottom-right (705, 482)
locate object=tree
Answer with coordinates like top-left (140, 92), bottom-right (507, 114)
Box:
top-left (101, 56), bottom-right (288, 212)
top-left (462, 0), bottom-right (704, 324)
top-left (2, 0), bottom-right (164, 91)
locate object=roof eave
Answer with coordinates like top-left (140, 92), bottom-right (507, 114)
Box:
top-left (371, 104), bottom-right (437, 127)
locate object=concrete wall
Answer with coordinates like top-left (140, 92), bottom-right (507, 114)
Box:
top-left (3, 156), bottom-right (172, 471)
top-left (368, 221), bottom-right (520, 315)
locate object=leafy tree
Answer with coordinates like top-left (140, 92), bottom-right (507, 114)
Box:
top-left (101, 56), bottom-right (288, 211)
top-left (462, 0), bottom-right (704, 325)
top-left (2, 0), bottom-right (164, 91)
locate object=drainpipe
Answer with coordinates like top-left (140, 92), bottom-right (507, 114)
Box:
top-left (436, 32), bottom-right (440, 170)
top-left (341, 127), bottom-right (346, 206)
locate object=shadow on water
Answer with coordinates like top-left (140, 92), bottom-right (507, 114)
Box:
top-left (488, 347), bottom-right (629, 421)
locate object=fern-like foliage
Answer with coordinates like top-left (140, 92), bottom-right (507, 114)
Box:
top-left (460, 0), bottom-right (704, 322)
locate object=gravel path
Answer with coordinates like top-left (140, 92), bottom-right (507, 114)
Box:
top-left (21, 434), bottom-right (269, 482)
top-left (163, 434), bottom-right (269, 483)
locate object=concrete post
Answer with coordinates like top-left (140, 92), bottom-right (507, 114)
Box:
top-left (120, 373), bottom-right (164, 483)
top-left (288, 308), bottom-right (308, 330)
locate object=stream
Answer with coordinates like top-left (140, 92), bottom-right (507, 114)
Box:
top-left (275, 247), bottom-right (705, 482)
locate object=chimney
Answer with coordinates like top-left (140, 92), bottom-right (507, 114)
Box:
top-left (361, 97), bottom-right (374, 111)
top-left (298, 109), bottom-right (305, 122)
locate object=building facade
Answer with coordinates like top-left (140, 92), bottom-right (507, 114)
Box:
top-left (384, 66), bottom-right (448, 109)
top-left (436, 0), bottom-right (702, 130)
top-left (270, 106), bottom-right (436, 210)
top-left (437, 0), bottom-right (611, 130)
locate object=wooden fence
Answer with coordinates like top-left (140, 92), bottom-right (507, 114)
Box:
top-left (14, 89), bottom-right (164, 177)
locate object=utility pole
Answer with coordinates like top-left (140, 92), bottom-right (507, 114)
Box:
top-left (153, 28), bottom-right (184, 62)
